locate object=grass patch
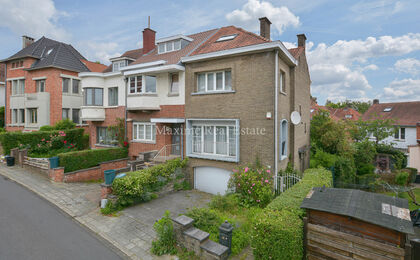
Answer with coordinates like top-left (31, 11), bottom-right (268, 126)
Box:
top-left (382, 188), bottom-right (420, 211)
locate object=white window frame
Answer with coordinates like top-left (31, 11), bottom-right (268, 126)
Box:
top-left (12, 109), bottom-right (18, 124)
top-left (280, 119), bottom-right (288, 160)
top-left (394, 127), bottom-right (406, 140)
top-left (112, 60), bottom-right (127, 72)
top-left (108, 87), bottom-right (118, 106)
top-left (186, 119), bottom-right (239, 162)
top-left (196, 70), bottom-right (232, 93)
top-left (36, 80), bottom-right (45, 92)
top-left (279, 70), bottom-right (286, 94)
top-left (157, 40), bottom-right (182, 54)
top-left (62, 108), bottom-right (70, 120)
top-left (169, 73), bottom-right (179, 94)
top-left (28, 108), bottom-right (38, 124)
top-left (62, 77), bottom-right (81, 94)
top-left (128, 75), bottom-right (156, 94)
top-left (11, 79), bottom-right (25, 95)
top-left (84, 88), bottom-right (103, 106)
top-left (132, 122), bottom-right (156, 143)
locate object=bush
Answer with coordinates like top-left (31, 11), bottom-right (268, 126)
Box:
top-left (208, 194), bottom-right (240, 212)
top-left (39, 125), bottom-right (54, 131)
top-left (395, 171), bottom-right (410, 186)
top-left (251, 209), bottom-right (303, 260)
top-left (267, 168), bottom-right (332, 216)
top-left (228, 166), bottom-right (274, 207)
top-left (334, 156), bottom-right (356, 184)
top-left (112, 158), bottom-right (188, 203)
top-left (151, 211), bottom-right (177, 256)
top-left (376, 144), bottom-right (407, 170)
top-left (53, 119), bottom-right (76, 130)
top-left (310, 149), bottom-right (339, 168)
top-left (0, 128), bottom-right (85, 155)
top-left (405, 168), bottom-right (418, 184)
top-left (58, 147), bottom-right (128, 172)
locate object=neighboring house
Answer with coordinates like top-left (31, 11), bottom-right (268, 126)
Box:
top-left (0, 63), bottom-right (5, 107)
top-left (1, 36), bottom-right (106, 131)
top-left (362, 100), bottom-right (420, 151)
top-left (311, 100), bottom-right (360, 121)
top-left (407, 123), bottom-right (420, 174)
top-left (181, 17), bottom-right (311, 195)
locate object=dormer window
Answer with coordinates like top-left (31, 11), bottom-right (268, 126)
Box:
top-left (112, 60), bottom-right (127, 72)
top-left (158, 40), bottom-right (181, 54)
top-left (216, 34), bottom-right (238, 42)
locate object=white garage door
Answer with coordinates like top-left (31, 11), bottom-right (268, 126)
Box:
top-left (194, 167), bottom-right (231, 195)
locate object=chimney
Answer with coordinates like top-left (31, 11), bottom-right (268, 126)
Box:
top-left (259, 17), bottom-right (271, 40)
top-left (22, 35), bottom-right (34, 49)
top-left (373, 99), bottom-right (379, 105)
top-left (142, 27), bottom-right (156, 54)
top-left (297, 34), bottom-right (307, 48)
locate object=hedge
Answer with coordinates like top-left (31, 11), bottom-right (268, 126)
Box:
top-left (0, 128), bottom-right (87, 155)
top-left (58, 147), bottom-right (128, 173)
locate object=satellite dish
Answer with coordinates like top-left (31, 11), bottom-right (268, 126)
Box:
top-left (291, 111), bottom-right (301, 125)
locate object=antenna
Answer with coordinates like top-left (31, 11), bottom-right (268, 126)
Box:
top-left (148, 16), bottom-right (150, 28)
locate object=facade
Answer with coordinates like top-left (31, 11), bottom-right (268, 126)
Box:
top-left (1, 36), bottom-right (106, 131)
top-left (0, 63), bottom-right (5, 107)
top-left (407, 123), bottom-right (420, 174)
top-left (362, 100), bottom-right (420, 151)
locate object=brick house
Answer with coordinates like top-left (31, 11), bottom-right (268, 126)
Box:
top-left (0, 63), bottom-right (5, 107)
top-left (1, 36), bottom-right (106, 131)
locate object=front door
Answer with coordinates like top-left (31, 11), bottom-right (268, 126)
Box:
top-left (171, 124), bottom-right (181, 155)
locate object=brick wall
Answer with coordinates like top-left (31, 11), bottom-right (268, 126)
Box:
top-left (87, 106), bottom-right (125, 148)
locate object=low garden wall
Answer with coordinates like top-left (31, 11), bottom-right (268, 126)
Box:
top-left (49, 158), bottom-right (129, 183)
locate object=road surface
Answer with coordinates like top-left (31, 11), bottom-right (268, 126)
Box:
top-left (0, 175), bottom-right (123, 260)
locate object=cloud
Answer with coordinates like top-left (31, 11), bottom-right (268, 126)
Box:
top-left (394, 58), bottom-right (420, 75)
top-left (379, 78), bottom-right (420, 102)
top-left (226, 0), bottom-right (300, 35)
top-left (79, 41), bottom-right (121, 65)
top-left (307, 33), bottom-right (420, 102)
top-left (0, 0), bottom-right (69, 41)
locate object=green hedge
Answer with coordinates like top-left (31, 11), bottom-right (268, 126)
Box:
top-left (0, 128), bottom-right (87, 155)
top-left (267, 167), bottom-right (333, 215)
top-left (251, 209), bottom-right (303, 260)
top-left (58, 147), bottom-right (128, 173)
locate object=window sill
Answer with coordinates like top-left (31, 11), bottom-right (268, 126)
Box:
top-left (191, 90), bottom-right (235, 96)
top-left (167, 93), bottom-right (179, 97)
top-left (8, 124), bottom-right (24, 127)
top-left (62, 93), bottom-right (82, 97)
top-left (130, 140), bottom-right (156, 144)
top-left (95, 144), bottom-right (119, 148)
top-left (128, 93), bottom-right (158, 97)
top-left (280, 155), bottom-right (287, 161)
top-left (11, 94), bottom-right (25, 97)
top-left (106, 105), bottom-right (119, 108)
top-left (187, 153), bottom-right (238, 162)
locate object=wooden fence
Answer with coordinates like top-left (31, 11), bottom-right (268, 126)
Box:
top-left (23, 156), bottom-right (49, 170)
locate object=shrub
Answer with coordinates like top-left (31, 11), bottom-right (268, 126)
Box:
top-left (151, 211), bottom-right (177, 256)
top-left (39, 125), bottom-right (54, 131)
top-left (251, 209), bottom-right (303, 260)
top-left (310, 149), bottom-right (339, 168)
top-left (267, 168), bottom-right (332, 216)
top-left (376, 144), bottom-right (407, 170)
top-left (395, 171), bottom-right (410, 186)
top-left (208, 194), bottom-right (240, 212)
top-left (405, 167), bottom-right (418, 183)
top-left (112, 158), bottom-right (188, 203)
top-left (58, 147), bottom-right (128, 172)
top-left (334, 156), bottom-right (356, 184)
top-left (0, 128), bottom-right (85, 155)
top-left (53, 119), bottom-right (76, 130)
top-left (228, 166), bottom-right (274, 207)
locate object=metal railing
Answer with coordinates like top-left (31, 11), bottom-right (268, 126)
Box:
top-left (275, 172), bottom-right (302, 195)
top-left (153, 143), bottom-right (181, 162)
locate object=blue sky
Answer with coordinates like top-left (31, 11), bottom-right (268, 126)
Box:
top-left (1, 0), bottom-right (419, 104)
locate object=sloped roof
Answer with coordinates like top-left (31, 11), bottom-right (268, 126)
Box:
top-left (129, 29), bottom-right (218, 66)
top-left (311, 102), bottom-right (360, 121)
top-left (103, 48), bottom-right (144, 73)
top-left (362, 101), bottom-right (420, 126)
top-left (0, 63), bottom-right (5, 83)
top-left (301, 187), bottom-right (414, 235)
top-left (3, 37), bottom-right (91, 73)
top-left (288, 47), bottom-right (304, 59)
top-left (81, 60), bottom-right (108, 73)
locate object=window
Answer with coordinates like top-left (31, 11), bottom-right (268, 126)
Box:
top-left (129, 75), bottom-right (156, 94)
top-left (28, 108), bottom-right (37, 124)
top-left (36, 80), bottom-right (45, 92)
top-left (11, 60), bottom-right (24, 69)
top-left (279, 71), bottom-right (286, 93)
top-left (169, 73), bottom-right (179, 94)
top-left (72, 109), bottom-right (80, 124)
top-left (196, 70), bottom-right (232, 93)
top-left (96, 127), bottom-right (118, 146)
top-left (157, 40), bottom-right (182, 54)
top-left (11, 79), bottom-right (25, 95)
top-left (190, 123), bottom-right (237, 158)
top-left (72, 79), bottom-right (80, 94)
top-left (19, 109), bottom-right (25, 124)
top-left (133, 122), bottom-right (156, 142)
top-left (12, 109), bottom-right (18, 124)
top-left (395, 128), bottom-right (406, 140)
top-left (62, 108), bottom-right (70, 119)
top-left (384, 107), bottom-right (392, 112)
top-left (280, 120), bottom-right (288, 159)
top-left (84, 88), bottom-right (103, 106)
top-left (112, 60), bottom-right (127, 72)
top-left (108, 87), bottom-right (118, 106)
top-left (62, 78), bottom-right (70, 93)
top-left (216, 34), bottom-right (238, 42)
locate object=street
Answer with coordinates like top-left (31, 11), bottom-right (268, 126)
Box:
top-left (0, 175), bottom-right (122, 260)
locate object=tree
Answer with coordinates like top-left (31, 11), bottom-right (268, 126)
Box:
top-left (364, 115), bottom-right (397, 145)
top-left (325, 99), bottom-right (372, 114)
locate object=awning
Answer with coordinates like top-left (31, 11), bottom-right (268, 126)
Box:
top-left (150, 118), bottom-right (185, 123)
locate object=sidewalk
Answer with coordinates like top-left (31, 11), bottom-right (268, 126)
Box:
top-left (0, 165), bottom-right (211, 260)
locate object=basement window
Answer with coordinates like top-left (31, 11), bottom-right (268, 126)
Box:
top-left (216, 34), bottom-right (238, 42)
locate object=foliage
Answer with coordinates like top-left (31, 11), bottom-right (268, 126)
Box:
top-left (53, 119), bottom-right (77, 130)
top-left (107, 118), bottom-right (128, 148)
top-left (112, 158), bottom-right (188, 205)
top-left (0, 128), bottom-right (86, 155)
top-left (334, 156), bottom-right (356, 184)
top-left (405, 167), bottom-right (418, 183)
top-left (186, 207), bottom-right (251, 256)
top-left (310, 148), bottom-right (339, 168)
top-left (39, 125), bottom-right (55, 131)
top-left (267, 168), bottom-right (333, 216)
top-left (208, 194), bottom-right (240, 212)
top-left (58, 147), bottom-right (128, 172)
top-left (151, 211), bottom-right (177, 256)
top-left (228, 165), bottom-right (274, 207)
top-left (353, 141), bottom-right (376, 175)
top-left (325, 99), bottom-right (372, 114)
top-left (173, 180), bottom-right (192, 191)
top-left (0, 106), bottom-right (4, 128)
top-left (383, 188), bottom-right (420, 211)
top-left (358, 114), bottom-right (397, 144)
top-left (376, 144), bottom-right (407, 169)
top-left (100, 201), bottom-right (123, 216)
top-left (395, 171), bottom-right (410, 186)
top-left (251, 209), bottom-right (303, 260)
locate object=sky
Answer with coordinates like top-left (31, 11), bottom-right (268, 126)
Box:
top-left (0, 0), bottom-right (419, 104)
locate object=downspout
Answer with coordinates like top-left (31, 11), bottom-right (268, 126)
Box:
top-left (274, 50), bottom-right (279, 190)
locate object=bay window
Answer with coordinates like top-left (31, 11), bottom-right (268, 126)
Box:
top-left (196, 70), bottom-right (232, 93)
top-left (133, 122), bottom-right (156, 142)
top-left (84, 88), bottom-right (103, 106)
top-left (129, 75), bottom-right (156, 94)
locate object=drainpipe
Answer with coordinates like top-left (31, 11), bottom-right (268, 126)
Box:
top-left (274, 50), bottom-right (279, 190)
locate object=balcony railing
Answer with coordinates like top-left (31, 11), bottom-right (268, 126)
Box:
top-left (80, 106), bottom-right (105, 121)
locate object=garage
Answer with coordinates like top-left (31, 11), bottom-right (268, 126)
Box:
top-left (194, 167), bottom-right (232, 195)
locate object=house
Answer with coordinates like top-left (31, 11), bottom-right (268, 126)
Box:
top-left (408, 123), bottom-right (420, 174)
top-left (0, 63), bottom-right (5, 107)
top-left (181, 17), bottom-right (311, 195)
top-left (1, 36), bottom-right (106, 131)
top-left (362, 100), bottom-right (420, 151)
top-left (310, 99), bottom-right (360, 121)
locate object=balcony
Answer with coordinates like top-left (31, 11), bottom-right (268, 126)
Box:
top-left (80, 106), bottom-right (105, 121)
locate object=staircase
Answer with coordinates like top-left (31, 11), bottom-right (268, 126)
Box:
top-left (151, 144), bottom-right (181, 164)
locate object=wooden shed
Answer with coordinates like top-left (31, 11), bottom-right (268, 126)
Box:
top-left (301, 187), bottom-right (414, 260)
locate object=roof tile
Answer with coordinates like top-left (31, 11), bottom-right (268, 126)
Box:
top-left (362, 101), bottom-right (420, 126)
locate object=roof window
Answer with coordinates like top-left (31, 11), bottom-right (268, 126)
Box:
top-left (216, 34), bottom-right (238, 42)
top-left (383, 107), bottom-right (392, 112)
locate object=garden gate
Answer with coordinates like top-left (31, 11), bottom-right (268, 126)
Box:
top-left (275, 173), bottom-right (301, 195)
